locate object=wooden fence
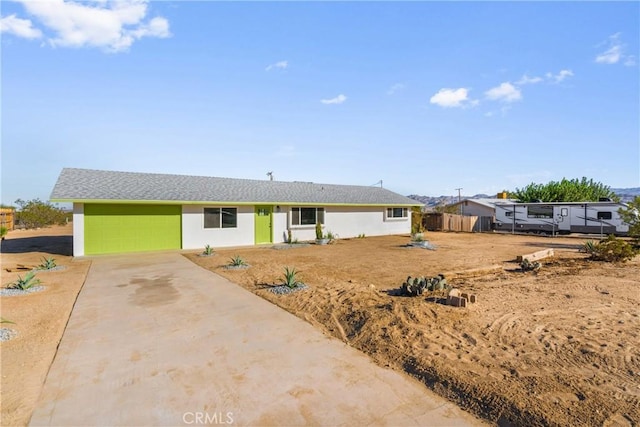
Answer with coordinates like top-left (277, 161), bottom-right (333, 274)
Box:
top-left (422, 213), bottom-right (494, 233)
top-left (0, 208), bottom-right (15, 231)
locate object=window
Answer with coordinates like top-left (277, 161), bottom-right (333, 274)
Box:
top-left (527, 205), bottom-right (553, 218)
top-left (597, 211), bottom-right (612, 220)
top-left (291, 207), bottom-right (324, 226)
top-left (505, 211), bottom-right (513, 217)
top-left (387, 207), bottom-right (408, 219)
top-left (204, 207), bottom-right (237, 228)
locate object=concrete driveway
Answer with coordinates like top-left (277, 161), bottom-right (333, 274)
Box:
top-left (30, 252), bottom-right (484, 426)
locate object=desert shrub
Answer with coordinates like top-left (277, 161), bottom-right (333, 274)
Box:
top-left (583, 235), bottom-right (639, 262)
top-left (315, 222), bottom-right (323, 240)
top-left (619, 196), bottom-right (640, 245)
top-left (520, 259), bottom-right (541, 272)
top-left (38, 257), bottom-right (57, 270)
top-left (14, 199), bottom-right (67, 229)
top-left (283, 267), bottom-right (301, 288)
top-left (229, 255), bottom-right (247, 267)
top-left (202, 244), bottom-right (214, 256)
top-left (401, 274), bottom-right (449, 297)
top-left (8, 271), bottom-right (41, 290)
top-left (0, 226), bottom-right (7, 239)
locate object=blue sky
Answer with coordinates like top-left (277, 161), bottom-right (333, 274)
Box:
top-left (1, 1), bottom-right (638, 205)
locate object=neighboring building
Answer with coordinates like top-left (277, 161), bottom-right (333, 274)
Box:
top-left (50, 168), bottom-right (421, 256)
top-left (448, 197), bottom-right (515, 217)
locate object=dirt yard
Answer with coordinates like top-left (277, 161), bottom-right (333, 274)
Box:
top-left (187, 232), bottom-right (640, 427)
top-left (1, 226), bottom-right (638, 426)
top-left (0, 224), bottom-right (91, 426)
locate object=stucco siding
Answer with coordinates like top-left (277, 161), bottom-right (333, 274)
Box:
top-left (73, 203), bottom-right (85, 257)
top-left (182, 205), bottom-right (255, 249)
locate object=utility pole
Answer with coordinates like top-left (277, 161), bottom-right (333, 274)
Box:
top-left (455, 188), bottom-right (463, 215)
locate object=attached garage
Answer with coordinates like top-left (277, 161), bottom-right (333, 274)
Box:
top-left (84, 204), bottom-right (181, 255)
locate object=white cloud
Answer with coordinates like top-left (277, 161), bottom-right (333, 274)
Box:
top-left (485, 82), bottom-right (521, 103)
top-left (515, 74), bottom-right (543, 85)
top-left (11, 0), bottom-right (170, 52)
top-left (429, 88), bottom-right (477, 108)
top-left (595, 33), bottom-right (634, 66)
top-left (266, 60), bottom-right (288, 71)
top-left (387, 83), bottom-right (405, 95)
top-left (320, 94), bottom-right (347, 105)
top-left (0, 14), bottom-right (43, 39)
top-left (552, 69), bottom-right (573, 83)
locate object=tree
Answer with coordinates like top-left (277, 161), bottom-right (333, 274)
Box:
top-left (619, 196), bottom-right (640, 243)
top-left (14, 199), bottom-right (67, 229)
top-left (511, 177), bottom-right (618, 203)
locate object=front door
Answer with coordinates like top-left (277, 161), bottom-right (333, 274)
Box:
top-left (254, 206), bottom-right (272, 244)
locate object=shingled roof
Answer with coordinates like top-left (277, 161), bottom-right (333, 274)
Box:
top-left (50, 168), bottom-right (421, 206)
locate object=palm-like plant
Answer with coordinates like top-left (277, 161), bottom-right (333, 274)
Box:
top-left (283, 267), bottom-right (300, 288)
top-left (8, 271), bottom-right (41, 290)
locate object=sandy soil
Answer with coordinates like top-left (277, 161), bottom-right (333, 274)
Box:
top-left (187, 232), bottom-right (640, 426)
top-left (0, 224), bottom-right (91, 426)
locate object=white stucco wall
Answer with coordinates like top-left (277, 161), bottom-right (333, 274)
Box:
top-left (182, 205), bottom-right (256, 249)
top-left (324, 206), bottom-right (411, 238)
top-left (73, 203), bottom-right (84, 257)
top-left (283, 206), bottom-right (411, 241)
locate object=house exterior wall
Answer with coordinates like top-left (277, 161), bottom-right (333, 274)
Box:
top-left (73, 203), bottom-right (85, 257)
top-left (286, 206), bottom-right (411, 241)
top-left (182, 205), bottom-right (255, 249)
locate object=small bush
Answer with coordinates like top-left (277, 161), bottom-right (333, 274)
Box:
top-left (8, 271), bottom-right (41, 290)
top-left (520, 259), bottom-right (541, 272)
top-left (38, 257), bottom-right (57, 270)
top-left (202, 244), bottom-right (214, 256)
top-left (229, 255), bottom-right (247, 267)
top-left (283, 267), bottom-right (301, 288)
top-left (0, 226), bottom-right (7, 239)
top-left (583, 235), bottom-right (639, 262)
top-left (315, 222), bottom-right (323, 240)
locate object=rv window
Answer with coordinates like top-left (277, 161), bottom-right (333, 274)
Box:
top-left (527, 205), bottom-right (553, 218)
top-left (505, 211), bottom-right (513, 217)
top-left (560, 208), bottom-right (568, 217)
top-left (597, 211), bottom-right (612, 220)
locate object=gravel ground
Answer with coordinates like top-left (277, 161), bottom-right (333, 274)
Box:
top-left (0, 328), bottom-right (18, 341)
top-left (268, 283), bottom-right (309, 295)
top-left (272, 243), bottom-right (311, 250)
top-left (223, 265), bottom-right (250, 270)
top-left (0, 286), bottom-right (46, 297)
top-left (33, 266), bottom-right (66, 273)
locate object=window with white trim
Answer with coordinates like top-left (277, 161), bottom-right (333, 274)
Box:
top-left (204, 207), bottom-right (237, 228)
top-left (386, 207), bottom-right (408, 219)
top-left (291, 207), bottom-right (324, 226)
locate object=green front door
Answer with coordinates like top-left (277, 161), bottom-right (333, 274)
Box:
top-left (254, 206), bottom-right (272, 244)
top-left (84, 204), bottom-right (181, 255)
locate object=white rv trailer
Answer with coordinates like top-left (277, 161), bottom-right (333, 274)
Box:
top-left (494, 201), bottom-right (630, 235)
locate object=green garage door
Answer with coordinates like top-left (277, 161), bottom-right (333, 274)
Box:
top-left (84, 204), bottom-right (181, 255)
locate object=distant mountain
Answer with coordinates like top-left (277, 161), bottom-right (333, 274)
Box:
top-left (408, 187), bottom-right (640, 206)
top-left (613, 187), bottom-right (640, 202)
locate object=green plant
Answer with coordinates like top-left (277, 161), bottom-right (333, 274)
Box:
top-left (619, 196), bottom-right (640, 244)
top-left (315, 222), bottom-right (323, 240)
top-left (581, 240), bottom-right (598, 255)
top-left (401, 274), bottom-right (449, 297)
top-left (511, 177), bottom-right (617, 203)
top-left (520, 259), bottom-right (541, 272)
top-left (14, 198), bottom-right (68, 229)
top-left (357, 233), bottom-right (366, 239)
top-left (229, 255), bottom-right (247, 267)
top-left (0, 226), bottom-right (7, 239)
top-left (584, 235), bottom-right (639, 262)
top-left (411, 233), bottom-right (424, 242)
top-left (8, 271), bottom-right (41, 290)
top-left (283, 267), bottom-right (300, 289)
top-left (325, 230), bottom-right (336, 241)
top-left (38, 257), bottom-right (57, 270)
top-left (287, 229), bottom-right (293, 244)
top-left (202, 244), bottom-right (214, 256)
